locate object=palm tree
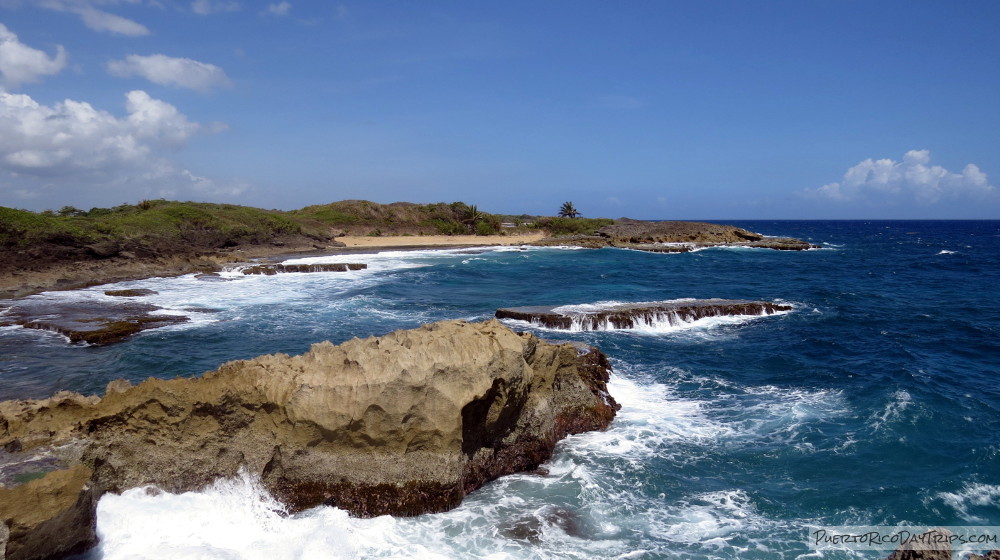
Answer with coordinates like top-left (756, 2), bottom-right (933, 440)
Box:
top-left (558, 201), bottom-right (580, 218)
top-left (463, 204), bottom-right (484, 233)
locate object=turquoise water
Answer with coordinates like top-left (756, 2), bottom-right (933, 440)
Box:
top-left (2, 220), bottom-right (999, 559)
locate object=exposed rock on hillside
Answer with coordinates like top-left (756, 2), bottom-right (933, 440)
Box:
top-left (496, 299), bottom-right (793, 331)
top-left (0, 320), bottom-right (618, 558)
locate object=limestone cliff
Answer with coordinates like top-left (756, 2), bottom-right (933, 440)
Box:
top-left (0, 320), bottom-right (618, 559)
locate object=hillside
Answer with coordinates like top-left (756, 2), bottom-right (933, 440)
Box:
top-left (0, 199), bottom-right (612, 297)
top-left (0, 199), bottom-right (547, 272)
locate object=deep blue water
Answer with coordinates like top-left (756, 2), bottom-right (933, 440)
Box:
top-left (2, 220), bottom-right (999, 559)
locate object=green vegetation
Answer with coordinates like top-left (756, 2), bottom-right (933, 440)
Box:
top-left (0, 206), bottom-right (90, 249)
top-left (0, 198), bottom-right (617, 271)
top-left (1, 200), bottom-right (309, 252)
top-left (292, 200), bottom-right (503, 235)
top-left (535, 216), bottom-right (614, 236)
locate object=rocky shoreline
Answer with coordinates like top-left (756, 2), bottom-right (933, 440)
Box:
top-left (532, 220), bottom-right (818, 252)
top-left (0, 240), bottom-right (344, 300)
top-left (0, 220), bottom-right (815, 300)
top-left (0, 320), bottom-right (619, 559)
top-left (0, 262), bottom-right (369, 345)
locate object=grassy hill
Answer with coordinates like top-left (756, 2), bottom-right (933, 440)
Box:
top-left (1, 201), bottom-right (320, 271)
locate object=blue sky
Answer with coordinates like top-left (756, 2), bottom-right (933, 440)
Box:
top-left (1, 1), bottom-right (998, 219)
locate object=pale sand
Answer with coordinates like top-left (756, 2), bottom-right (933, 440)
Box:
top-left (337, 232), bottom-right (547, 248)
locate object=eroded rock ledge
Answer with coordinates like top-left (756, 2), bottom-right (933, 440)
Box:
top-left (0, 298), bottom-right (190, 345)
top-left (0, 319), bottom-right (618, 560)
top-left (496, 299), bottom-right (793, 331)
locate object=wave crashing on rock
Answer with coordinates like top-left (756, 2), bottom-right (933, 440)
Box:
top-left (496, 299), bottom-right (793, 332)
top-left (0, 319), bottom-right (618, 559)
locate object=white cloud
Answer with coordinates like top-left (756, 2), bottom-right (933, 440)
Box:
top-left (0, 23), bottom-right (68, 88)
top-left (76, 5), bottom-right (149, 35)
top-left (108, 54), bottom-right (231, 93)
top-left (266, 2), bottom-right (290, 16)
top-left (805, 150), bottom-right (995, 205)
top-left (191, 0), bottom-right (240, 15)
top-left (0, 88), bottom-right (238, 207)
top-left (0, 88), bottom-right (204, 174)
top-left (38, 0), bottom-right (150, 36)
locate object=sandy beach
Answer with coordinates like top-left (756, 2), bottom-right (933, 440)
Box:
top-left (336, 232), bottom-right (547, 248)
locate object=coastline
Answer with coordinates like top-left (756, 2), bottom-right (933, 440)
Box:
top-left (3, 221), bottom-right (999, 558)
top-left (0, 233), bottom-right (547, 300)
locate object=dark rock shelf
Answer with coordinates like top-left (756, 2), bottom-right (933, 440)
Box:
top-left (496, 299), bottom-right (793, 331)
top-left (239, 263), bottom-right (367, 275)
top-left (0, 298), bottom-right (188, 345)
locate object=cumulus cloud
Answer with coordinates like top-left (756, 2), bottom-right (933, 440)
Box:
top-left (0, 88), bottom-right (238, 206)
top-left (191, 0), bottom-right (240, 15)
top-left (0, 88), bottom-right (205, 174)
top-left (37, 0), bottom-right (150, 36)
top-left (805, 150), bottom-right (995, 205)
top-left (0, 23), bottom-right (68, 88)
top-left (266, 2), bottom-right (290, 16)
top-left (107, 54), bottom-right (231, 93)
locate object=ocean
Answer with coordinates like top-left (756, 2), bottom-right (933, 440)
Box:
top-left (2, 220), bottom-right (999, 559)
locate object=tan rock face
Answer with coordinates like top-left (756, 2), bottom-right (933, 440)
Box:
top-left (0, 319), bottom-right (618, 557)
top-left (0, 464), bottom-right (99, 560)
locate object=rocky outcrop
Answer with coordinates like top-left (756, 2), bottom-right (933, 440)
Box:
top-left (0, 465), bottom-right (101, 560)
top-left (598, 220), bottom-right (765, 244)
top-left (103, 288), bottom-right (158, 297)
top-left (239, 263), bottom-right (367, 275)
top-left (0, 297), bottom-right (188, 345)
top-left (496, 299), bottom-right (793, 331)
top-left (0, 320), bottom-right (618, 558)
top-left (533, 220), bottom-right (817, 251)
